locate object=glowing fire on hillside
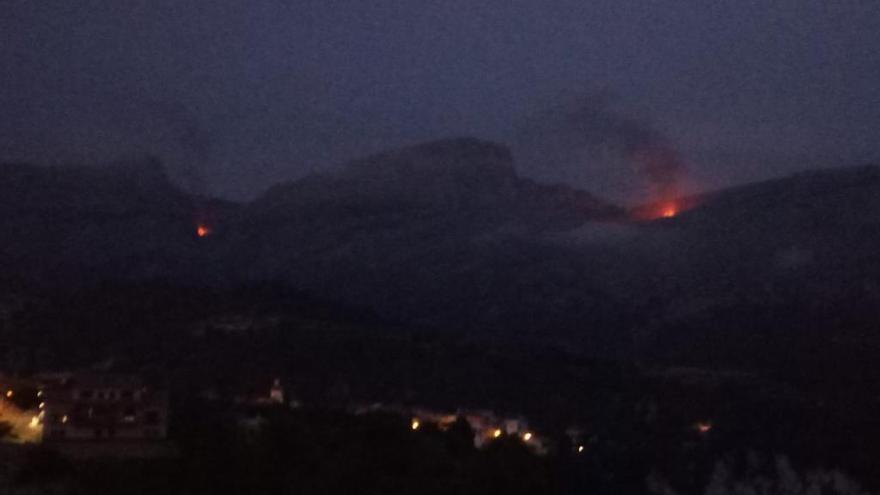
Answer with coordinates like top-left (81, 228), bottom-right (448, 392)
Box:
top-left (660, 203), bottom-right (678, 218)
top-left (629, 197), bottom-right (699, 222)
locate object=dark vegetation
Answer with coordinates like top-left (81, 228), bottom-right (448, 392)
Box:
top-left (0, 421), bottom-right (12, 440)
top-left (3, 283), bottom-right (880, 493)
top-left (1, 282), bottom-right (638, 427)
top-left (6, 409), bottom-right (554, 495)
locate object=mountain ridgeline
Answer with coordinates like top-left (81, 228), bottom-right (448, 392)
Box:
top-left (2, 139), bottom-right (880, 370)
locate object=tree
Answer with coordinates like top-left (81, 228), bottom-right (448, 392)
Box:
top-left (648, 453), bottom-right (872, 495)
top-left (445, 417), bottom-right (476, 455)
top-left (0, 420), bottom-right (12, 440)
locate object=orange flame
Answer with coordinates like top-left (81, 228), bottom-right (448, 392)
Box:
top-left (660, 204), bottom-right (678, 218)
top-left (196, 225), bottom-right (211, 238)
top-left (629, 198), bottom-right (698, 222)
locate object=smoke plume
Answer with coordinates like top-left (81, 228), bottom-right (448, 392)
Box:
top-left (514, 92), bottom-right (687, 203)
top-left (139, 99), bottom-right (212, 197)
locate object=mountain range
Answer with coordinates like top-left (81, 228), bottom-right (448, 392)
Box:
top-left (2, 138), bottom-right (879, 369)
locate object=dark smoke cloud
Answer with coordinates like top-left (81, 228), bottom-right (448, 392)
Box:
top-left (630, 145), bottom-right (685, 200)
top-left (0, 91), bottom-right (212, 197)
top-left (513, 92), bottom-right (687, 203)
top-left (139, 100), bottom-right (212, 197)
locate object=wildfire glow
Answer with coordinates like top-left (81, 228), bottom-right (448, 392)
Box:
top-left (196, 225), bottom-right (211, 238)
top-left (630, 198), bottom-right (696, 222)
top-left (660, 204), bottom-right (678, 218)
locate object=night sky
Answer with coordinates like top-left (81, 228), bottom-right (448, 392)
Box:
top-left (2, 0), bottom-right (878, 202)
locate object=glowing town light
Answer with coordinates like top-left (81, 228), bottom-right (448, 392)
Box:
top-left (29, 416), bottom-right (39, 429)
top-left (492, 428), bottom-right (502, 438)
top-left (522, 432), bottom-right (533, 442)
top-left (38, 402), bottom-right (45, 409)
top-left (696, 422), bottom-right (712, 434)
top-left (411, 419), bottom-right (420, 431)
top-left (577, 445), bottom-right (585, 453)
top-left (196, 225), bottom-right (211, 238)
top-left (5, 390), bottom-right (12, 398)
top-left (37, 390), bottom-right (43, 397)
top-left (62, 415), bottom-right (68, 424)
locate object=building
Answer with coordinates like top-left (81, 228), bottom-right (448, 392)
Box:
top-left (232, 377), bottom-right (297, 408)
top-left (269, 378), bottom-right (284, 404)
top-left (353, 403), bottom-right (550, 454)
top-left (40, 373), bottom-right (168, 442)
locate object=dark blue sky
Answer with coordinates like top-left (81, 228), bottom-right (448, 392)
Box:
top-left (2, 0), bottom-right (878, 201)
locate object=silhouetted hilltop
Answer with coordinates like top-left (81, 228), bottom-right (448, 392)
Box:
top-left (622, 165), bottom-right (880, 373)
top-left (3, 146), bottom-right (880, 366)
top-left (229, 138), bottom-right (629, 352)
top-left (251, 138), bottom-right (620, 230)
top-left (0, 159), bottom-right (207, 285)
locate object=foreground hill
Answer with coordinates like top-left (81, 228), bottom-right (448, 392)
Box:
top-left (0, 158), bottom-right (219, 286)
top-left (0, 140), bottom-right (631, 353)
top-left (223, 138), bottom-right (630, 352)
top-left (616, 165), bottom-right (880, 375)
